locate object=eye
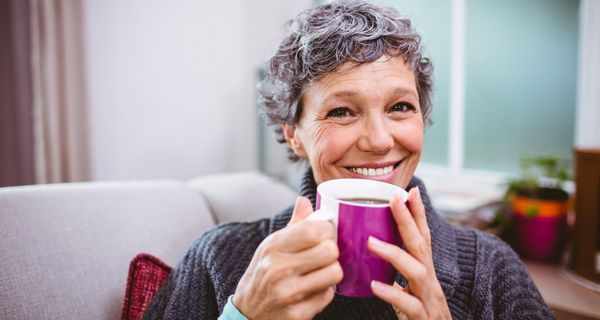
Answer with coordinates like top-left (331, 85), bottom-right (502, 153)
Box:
top-left (389, 102), bottom-right (416, 113)
top-left (326, 107), bottom-right (353, 118)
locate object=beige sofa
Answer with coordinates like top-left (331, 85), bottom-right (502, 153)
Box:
top-left (0, 171), bottom-right (297, 320)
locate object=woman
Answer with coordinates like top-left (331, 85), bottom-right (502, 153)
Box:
top-left (145, 1), bottom-right (552, 319)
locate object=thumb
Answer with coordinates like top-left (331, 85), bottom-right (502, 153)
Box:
top-left (288, 196), bottom-right (314, 225)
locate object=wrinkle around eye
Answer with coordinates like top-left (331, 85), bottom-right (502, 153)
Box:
top-left (326, 116), bottom-right (356, 127)
top-left (307, 121), bottom-right (333, 143)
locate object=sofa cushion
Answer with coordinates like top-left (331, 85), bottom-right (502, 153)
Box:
top-left (122, 253), bottom-right (172, 320)
top-left (187, 170), bottom-right (297, 224)
top-left (0, 181), bottom-right (215, 320)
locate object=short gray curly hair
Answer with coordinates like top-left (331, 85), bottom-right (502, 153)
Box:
top-left (258, 0), bottom-right (433, 161)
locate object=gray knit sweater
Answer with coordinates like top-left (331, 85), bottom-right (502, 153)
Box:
top-left (144, 169), bottom-right (553, 319)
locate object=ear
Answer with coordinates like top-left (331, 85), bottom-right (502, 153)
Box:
top-left (282, 123), bottom-right (307, 158)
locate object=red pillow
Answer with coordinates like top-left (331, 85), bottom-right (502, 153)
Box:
top-left (121, 253), bottom-right (172, 320)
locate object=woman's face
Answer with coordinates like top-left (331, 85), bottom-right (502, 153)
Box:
top-left (284, 56), bottom-right (423, 189)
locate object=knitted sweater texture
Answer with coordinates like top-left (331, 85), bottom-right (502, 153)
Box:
top-left (144, 170), bottom-right (553, 319)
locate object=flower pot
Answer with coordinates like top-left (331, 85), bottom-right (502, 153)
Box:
top-left (510, 195), bottom-right (568, 262)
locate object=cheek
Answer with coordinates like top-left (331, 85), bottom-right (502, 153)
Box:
top-left (394, 120), bottom-right (424, 153)
top-left (304, 125), bottom-right (357, 163)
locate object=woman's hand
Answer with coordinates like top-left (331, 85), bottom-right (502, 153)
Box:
top-left (368, 187), bottom-right (452, 320)
top-left (232, 197), bottom-right (343, 320)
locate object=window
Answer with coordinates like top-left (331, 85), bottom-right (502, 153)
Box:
top-left (379, 0), bottom-right (579, 175)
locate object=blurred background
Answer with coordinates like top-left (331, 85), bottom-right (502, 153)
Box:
top-left (1, 0), bottom-right (600, 317)
top-left (2, 0), bottom-right (598, 191)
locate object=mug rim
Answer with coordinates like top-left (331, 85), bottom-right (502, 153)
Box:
top-left (317, 178), bottom-right (408, 208)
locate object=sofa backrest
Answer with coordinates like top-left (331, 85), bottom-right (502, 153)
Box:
top-left (0, 180), bottom-right (216, 320)
top-left (187, 170), bottom-right (297, 224)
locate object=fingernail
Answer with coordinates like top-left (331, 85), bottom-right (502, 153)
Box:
top-left (392, 194), bottom-right (405, 207)
top-left (399, 197), bottom-right (408, 208)
top-left (368, 235), bottom-right (383, 248)
top-left (371, 280), bottom-right (385, 291)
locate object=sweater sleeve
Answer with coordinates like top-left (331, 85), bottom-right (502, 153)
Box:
top-left (472, 232), bottom-right (554, 320)
top-left (142, 220), bottom-right (270, 320)
top-left (142, 231), bottom-right (221, 320)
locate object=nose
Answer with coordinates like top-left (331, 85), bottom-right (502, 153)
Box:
top-left (356, 116), bottom-right (393, 154)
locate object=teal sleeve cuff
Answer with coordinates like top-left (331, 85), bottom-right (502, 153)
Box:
top-left (219, 295), bottom-right (249, 320)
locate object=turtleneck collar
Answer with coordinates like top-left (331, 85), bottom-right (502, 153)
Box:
top-left (270, 167), bottom-right (460, 301)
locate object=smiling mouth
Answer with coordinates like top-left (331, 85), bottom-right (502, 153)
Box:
top-left (345, 161), bottom-right (402, 177)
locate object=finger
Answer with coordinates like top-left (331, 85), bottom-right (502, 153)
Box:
top-left (275, 220), bottom-right (335, 253)
top-left (367, 236), bottom-right (426, 287)
top-left (297, 261), bottom-right (344, 294)
top-left (304, 287), bottom-right (335, 313)
top-left (293, 239), bottom-right (339, 275)
top-left (289, 196), bottom-right (314, 225)
top-left (408, 187), bottom-right (431, 246)
top-left (390, 194), bottom-right (430, 261)
top-left (392, 283), bottom-right (411, 320)
top-left (371, 280), bottom-right (424, 319)
top-left (369, 237), bottom-right (449, 318)
top-left (284, 287), bottom-right (335, 319)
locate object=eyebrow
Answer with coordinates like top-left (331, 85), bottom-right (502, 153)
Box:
top-left (324, 87), bottom-right (418, 102)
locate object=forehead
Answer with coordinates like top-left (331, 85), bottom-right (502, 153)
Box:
top-left (304, 56), bottom-right (418, 100)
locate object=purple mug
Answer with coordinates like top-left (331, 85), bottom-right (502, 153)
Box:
top-left (306, 178), bottom-right (407, 297)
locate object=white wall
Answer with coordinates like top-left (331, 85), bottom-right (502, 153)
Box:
top-left (84, 0), bottom-right (311, 181)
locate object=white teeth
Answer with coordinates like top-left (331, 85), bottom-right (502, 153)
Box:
top-left (350, 165), bottom-right (394, 177)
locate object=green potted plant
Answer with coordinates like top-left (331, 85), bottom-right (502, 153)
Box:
top-left (503, 155), bottom-right (571, 262)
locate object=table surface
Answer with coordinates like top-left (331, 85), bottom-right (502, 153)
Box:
top-left (524, 261), bottom-right (600, 319)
